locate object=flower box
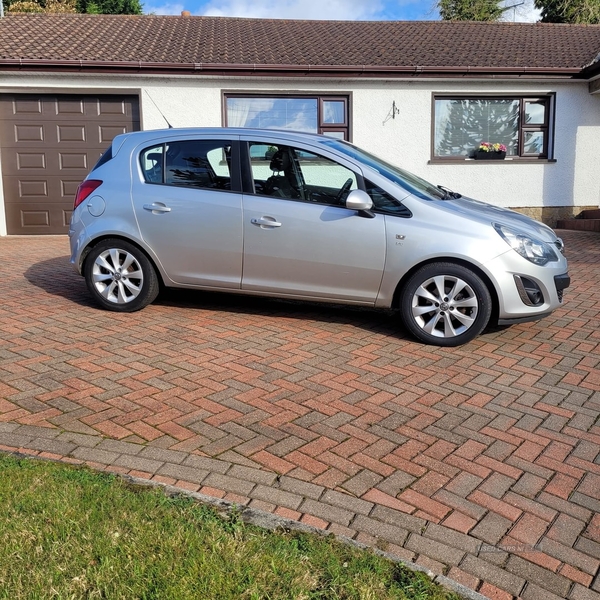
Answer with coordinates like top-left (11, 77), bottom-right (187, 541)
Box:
top-left (474, 150), bottom-right (506, 160)
top-left (474, 142), bottom-right (507, 160)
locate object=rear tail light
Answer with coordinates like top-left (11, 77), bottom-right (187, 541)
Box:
top-left (74, 179), bottom-right (103, 209)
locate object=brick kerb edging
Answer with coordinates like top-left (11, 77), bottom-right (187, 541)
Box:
top-left (1, 448), bottom-right (490, 600)
top-left (144, 476), bottom-right (491, 600)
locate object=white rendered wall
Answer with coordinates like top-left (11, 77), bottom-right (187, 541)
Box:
top-left (350, 80), bottom-right (600, 211)
top-left (0, 72), bottom-right (599, 235)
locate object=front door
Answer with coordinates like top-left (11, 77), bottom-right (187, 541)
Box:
top-left (241, 143), bottom-right (386, 303)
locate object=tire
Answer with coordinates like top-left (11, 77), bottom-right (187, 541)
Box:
top-left (84, 239), bottom-right (159, 312)
top-left (400, 262), bottom-right (492, 347)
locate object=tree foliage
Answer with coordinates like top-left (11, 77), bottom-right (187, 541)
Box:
top-left (7, 0), bottom-right (75, 11)
top-left (6, 0), bottom-right (142, 13)
top-left (534, 0), bottom-right (600, 23)
top-left (438, 0), bottom-right (505, 21)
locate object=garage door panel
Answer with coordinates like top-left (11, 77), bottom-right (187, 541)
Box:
top-left (3, 149), bottom-right (84, 174)
top-left (1, 94), bottom-right (139, 234)
top-left (58, 152), bottom-right (89, 170)
top-left (0, 97), bottom-right (42, 118)
top-left (16, 152), bottom-right (47, 170)
top-left (4, 123), bottom-right (60, 146)
top-left (18, 179), bottom-right (49, 198)
top-left (99, 125), bottom-right (129, 143)
top-left (4, 122), bottom-right (131, 148)
top-left (4, 175), bottom-right (90, 202)
top-left (98, 98), bottom-right (132, 115)
top-left (56, 98), bottom-right (86, 116)
top-left (14, 124), bottom-right (45, 143)
top-left (57, 124), bottom-right (87, 143)
top-left (5, 201), bottom-right (72, 233)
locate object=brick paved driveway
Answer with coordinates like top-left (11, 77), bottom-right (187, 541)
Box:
top-left (1, 230), bottom-right (599, 600)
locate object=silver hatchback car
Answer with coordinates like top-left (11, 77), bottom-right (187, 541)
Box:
top-left (69, 127), bottom-right (569, 347)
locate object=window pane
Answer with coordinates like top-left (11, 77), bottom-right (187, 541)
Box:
top-left (435, 99), bottom-right (519, 157)
top-left (164, 140), bottom-right (231, 189)
top-left (140, 145), bottom-right (163, 183)
top-left (249, 142), bottom-right (277, 190)
top-left (249, 142), bottom-right (356, 204)
top-left (322, 100), bottom-right (345, 124)
top-left (226, 97), bottom-right (318, 132)
top-left (365, 179), bottom-right (411, 217)
top-left (525, 102), bottom-right (546, 125)
top-left (207, 147), bottom-right (231, 177)
top-left (296, 150), bottom-right (357, 191)
top-left (322, 130), bottom-right (346, 139)
top-left (523, 131), bottom-right (545, 154)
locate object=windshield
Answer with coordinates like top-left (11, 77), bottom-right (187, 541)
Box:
top-left (322, 139), bottom-right (446, 201)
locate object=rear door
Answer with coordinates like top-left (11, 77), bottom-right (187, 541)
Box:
top-left (131, 136), bottom-right (244, 287)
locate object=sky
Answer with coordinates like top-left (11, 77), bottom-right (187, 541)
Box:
top-left (142, 0), bottom-right (542, 23)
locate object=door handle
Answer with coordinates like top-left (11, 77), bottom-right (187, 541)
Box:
top-left (143, 203), bottom-right (171, 213)
top-left (251, 217), bottom-right (282, 228)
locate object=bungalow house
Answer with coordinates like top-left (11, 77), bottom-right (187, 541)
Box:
top-left (0, 13), bottom-right (599, 235)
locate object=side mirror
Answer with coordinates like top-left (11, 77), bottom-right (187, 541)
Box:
top-left (345, 189), bottom-right (373, 211)
top-left (345, 189), bottom-right (375, 218)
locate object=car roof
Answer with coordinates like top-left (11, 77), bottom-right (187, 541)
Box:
top-left (117, 127), bottom-right (332, 145)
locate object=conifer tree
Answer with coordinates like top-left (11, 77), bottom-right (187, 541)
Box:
top-left (438, 0), bottom-right (505, 21)
top-left (534, 0), bottom-right (600, 23)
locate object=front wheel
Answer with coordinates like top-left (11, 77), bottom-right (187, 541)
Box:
top-left (400, 262), bottom-right (492, 346)
top-left (84, 239), bottom-right (159, 312)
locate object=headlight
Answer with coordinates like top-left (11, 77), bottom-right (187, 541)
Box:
top-left (493, 223), bottom-right (558, 266)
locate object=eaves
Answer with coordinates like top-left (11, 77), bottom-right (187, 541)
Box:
top-left (0, 59), bottom-right (588, 80)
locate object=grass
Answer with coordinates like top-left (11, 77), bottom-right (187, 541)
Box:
top-left (0, 454), bottom-right (462, 600)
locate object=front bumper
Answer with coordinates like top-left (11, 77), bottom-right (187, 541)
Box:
top-left (483, 248), bottom-right (569, 324)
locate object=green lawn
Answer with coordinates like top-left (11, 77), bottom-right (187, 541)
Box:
top-left (0, 454), bottom-right (461, 599)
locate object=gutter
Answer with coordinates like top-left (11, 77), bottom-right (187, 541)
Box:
top-left (580, 52), bottom-right (600, 80)
top-left (0, 58), bottom-right (586, 79)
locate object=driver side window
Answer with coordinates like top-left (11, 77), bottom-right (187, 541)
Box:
top-left (248, 142), bottom-right (357, 206)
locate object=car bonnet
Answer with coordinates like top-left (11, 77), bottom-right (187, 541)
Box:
top-left (429, 195), bottom-right (560, 243)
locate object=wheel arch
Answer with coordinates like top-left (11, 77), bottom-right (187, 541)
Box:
top-left (80, 234), bottom-right (167, 290)
top-left (391, 257), bottom-right (500, 324)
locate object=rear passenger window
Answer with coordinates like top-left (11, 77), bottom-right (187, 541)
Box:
top-left (140, 140), bottom-right (233, 190)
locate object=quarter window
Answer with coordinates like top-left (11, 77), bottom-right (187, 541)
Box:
top-left (225, 95), bottom-right (349, 140)
top-left (433, 96), bottom-right (552, 159)
top-left (365, 179), bottom-right (411, 218)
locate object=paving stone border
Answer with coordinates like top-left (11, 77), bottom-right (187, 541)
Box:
top-left (3, 447), bottom-right (489, 600)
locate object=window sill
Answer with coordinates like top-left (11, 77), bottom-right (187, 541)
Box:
top-left (428, 158), bottom-right (557, 164)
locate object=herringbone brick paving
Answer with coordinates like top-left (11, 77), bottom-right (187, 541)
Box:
top-left (0, 231), bottom-right (599, 600)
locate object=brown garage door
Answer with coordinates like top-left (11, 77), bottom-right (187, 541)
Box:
top-left (0, 94), bottom-right (140, 235)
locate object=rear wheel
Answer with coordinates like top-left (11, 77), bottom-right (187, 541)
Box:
top-left (84, 239), bottom-right (159, 312)
top-left (400, 262), bottom-right (492, 346)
